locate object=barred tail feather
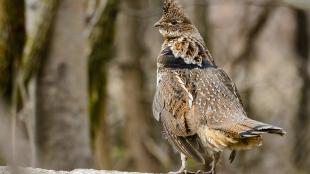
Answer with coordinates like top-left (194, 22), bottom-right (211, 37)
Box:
top-left (239, 120), bottom-right (286, 138)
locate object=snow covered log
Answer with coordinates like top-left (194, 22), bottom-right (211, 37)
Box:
top-left (0, 167), bottom-right (149, 174)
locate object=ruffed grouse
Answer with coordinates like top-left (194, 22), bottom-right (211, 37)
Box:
top-left (152, 0), bottom-right (286, 173)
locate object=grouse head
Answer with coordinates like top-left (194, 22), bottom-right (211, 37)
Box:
top-left (154, 0), bottom-right (198, 38)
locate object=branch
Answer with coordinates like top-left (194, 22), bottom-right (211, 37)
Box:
top-left (0, 167), bottom-right (150, 174)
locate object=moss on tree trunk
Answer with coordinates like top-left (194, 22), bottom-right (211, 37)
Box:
top-left (0, 0), bottom-right (25, 100)
top-left (88, 0), bottom-right (120, 169)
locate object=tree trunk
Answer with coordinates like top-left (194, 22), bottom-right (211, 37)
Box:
top-left (115, 0), bottom-right (160, 172)
top-left (0, 0), bottom-right (25, 166)
top-left (22, 0), bottom-right (59, 86)
top-left (191, 0), bottom-right (209, 42)
top-left (88, 0), bottom-right (120, 169)
top-left (0, 0), bottom-right (25, 100)
top-left (0, 100), bottom-right (10, 164)
top-left (293, 9), bottom-right (310, 172)
top-left (36, 0), bottom-right (93, 170)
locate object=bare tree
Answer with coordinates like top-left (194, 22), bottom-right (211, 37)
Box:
top-left (112, 0), bottom-right (162, 172)
top-left (0, 0), bottom-right (25, 166)
top-left (36, 0), bottom-right (93, 170)
top-left (88, 0), bottom-right (120, 169)
top-left (293, 8), bottom-right (310, 172)
top-left (0, 0), bottom-right (25, 100)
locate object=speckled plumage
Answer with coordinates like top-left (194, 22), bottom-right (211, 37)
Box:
top-left (153, 0), bottom-right (285, 173)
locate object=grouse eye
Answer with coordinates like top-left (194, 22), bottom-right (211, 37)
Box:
top-left (171, 20), bottom-right (178, 25)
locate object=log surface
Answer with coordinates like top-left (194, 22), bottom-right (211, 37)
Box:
top-left (0, 167), bottom-right (150, 174)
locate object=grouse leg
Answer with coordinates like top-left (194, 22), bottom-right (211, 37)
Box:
top-left (208, 152), bottom-right (220, 174)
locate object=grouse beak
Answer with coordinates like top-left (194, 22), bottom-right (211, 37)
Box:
top-left (154, 21), bottom-right (162, 27)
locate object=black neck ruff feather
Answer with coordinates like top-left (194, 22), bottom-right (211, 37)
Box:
top-left (158, 47), bottom-right (216, 69)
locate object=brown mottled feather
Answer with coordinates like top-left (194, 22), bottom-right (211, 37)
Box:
top-left (154, 57), bottom-right (284, 152)
top-left (162, 124), bottom-right (205, 163)
top-left (153, 70), bottom-right (197, 136)
top-left (153, 0), bottom-right (285, 170)
top-left (215, 68), bottom-right (244, 108)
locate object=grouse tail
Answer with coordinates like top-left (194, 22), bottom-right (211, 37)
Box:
top-left (239, 119), bottom-right (286, 138)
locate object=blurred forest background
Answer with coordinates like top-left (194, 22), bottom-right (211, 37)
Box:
top-left (0, 0), bottom-right (310, 173)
